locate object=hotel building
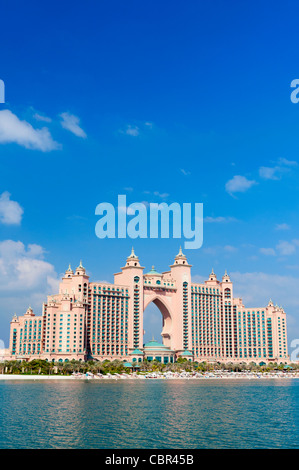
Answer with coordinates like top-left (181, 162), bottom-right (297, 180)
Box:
top-left (5, 248), bottom-right (289, 364)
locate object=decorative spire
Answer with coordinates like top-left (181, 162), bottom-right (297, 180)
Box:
top-left (75, 260), bottom-right (86, 273)
top-left (128, 247), bottom-right (138, 259)
top-left (175, 246), bottom-right (186, 258)
top-left (209, 268), bottom-right (217, 280)
top-left (76, 260), bottom-right (84, 269)
top-left (66, 264), bottom-right (73, 272)
top-left (25, 306), bottom-right (34, 316)
top-left (222, 270), bottom-right (230, 282)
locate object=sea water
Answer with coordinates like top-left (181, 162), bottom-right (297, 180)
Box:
top-left (0, 378), bottom-right (299, 449)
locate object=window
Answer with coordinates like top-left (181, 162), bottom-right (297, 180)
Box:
top-left (224, 288), bottom-right (231, 299)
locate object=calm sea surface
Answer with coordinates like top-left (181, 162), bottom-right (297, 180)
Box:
top-left (1, 378), bottom-right (299, 449)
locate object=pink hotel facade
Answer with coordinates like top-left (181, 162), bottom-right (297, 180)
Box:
top-left (6, 248), bottom-right (289, 364)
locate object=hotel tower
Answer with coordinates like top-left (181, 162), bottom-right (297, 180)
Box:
top-left (5, 248), bottom-right (289, 364)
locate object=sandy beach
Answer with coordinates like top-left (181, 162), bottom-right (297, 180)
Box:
top-left (0, 374), bottom-right (77, 380)
top-left (0, 371), bottom-right (298, 380)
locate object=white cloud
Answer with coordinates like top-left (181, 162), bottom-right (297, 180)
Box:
top-left (275, 223), bottom-right (291, 231)
top-left (0, 240), bottom-right (58, 292)
top-left (27, 244), bottom-right (45, 258)
top-left (153, 191), bottom-right (169, 198)
top-left (285, 264), bottom-right (299, 270)
top-left (0, 239), bottom-right (60, 344)
top-left (278, 158), bottom-right (298, 167)
top-left (260, 247), bottom-right (276, 256)
top-left (232, 272), bottom-right (298, 309)
top-left (33, 112), bottom-right (52, 123)
top-left (120, 122), bottom-right (154, 136)
top-left (124, 125), bottom-right (139, 137)
top-left (259, 166), bottom-right (281, 180)
top-left (180, 169), bottom-right (191, 176)
top-left (192, 274), bottom-right (206, 284)
top-left (224, 245), bottom-right (238, 253)
top-left (201, 245), bottom-right (238, 256)
top-left (0, 109), bottom-right (60, 151)
top-left (225, 175), bottom-right (257, 195)
top-left (259, 158), bottom-right (298, 180)
top-left (276, 240), bottom-right (297, 256)
top-left (0, 192), bottom-right (23, 225)
top-left (142, 190), bottom-right (169, 199)
top-left (204, 216), bottom-right (237, 223)
top-left (60, 112), bottom-right (87, 138)
top-left (258, 239), bottom-right (299, 257)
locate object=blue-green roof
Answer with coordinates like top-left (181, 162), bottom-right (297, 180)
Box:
top-left (146, 265), bottom-right (161, 276)
top-left (143, 339), bottom-right (171, 350)
top-left (123, 361), bottom-right (140, 368)
top-left (181, 350), bottom-right (193, 356)
top-left (129, 349), bottom-right (144, 355)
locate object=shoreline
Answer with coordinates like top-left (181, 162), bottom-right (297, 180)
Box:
top-left (0, 372), bottom-right (298, 381)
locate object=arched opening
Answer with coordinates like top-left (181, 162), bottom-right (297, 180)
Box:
top-left (143, 303), bottom-right (163, 344)
top-left (143, 297), bottom-right (172, 347)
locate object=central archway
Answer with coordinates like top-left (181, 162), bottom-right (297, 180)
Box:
top-left (143, 303), bottom-right (163, 344)
top-left (143, 294), bottom-right (173, 348)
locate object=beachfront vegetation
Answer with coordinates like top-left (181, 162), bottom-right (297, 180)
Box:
top-left (0, 358), bottom-right (298, 375)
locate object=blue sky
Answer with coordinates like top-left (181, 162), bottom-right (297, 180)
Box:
top-left (1, 0), bottom-right (299, 349)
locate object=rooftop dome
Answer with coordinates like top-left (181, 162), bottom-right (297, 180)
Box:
top-left (129, 348), bottom-right (144, 355)
top-left (146, 265), bottom-right (161, 276)
top-left (143, 338), bottom-right (172, 351)
top-left (181, 350), bottom-right (193, 356)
